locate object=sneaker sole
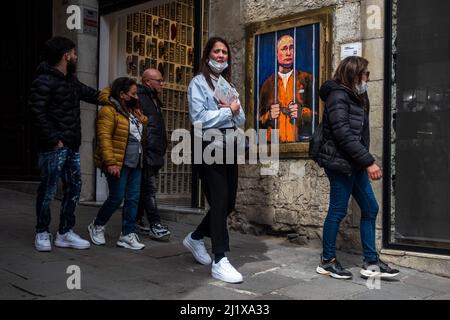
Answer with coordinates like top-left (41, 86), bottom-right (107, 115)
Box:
top-left (88, 226), bottom-right (106, 246)
top-left (182, 238), bottom-right (212, 265)
top-left (35, 244), bottom-right (52, 252)
top-left (211, 271), bottom-right (243, 284)
top-left (54, 241), bottom-right (90, 250)
top-left (116, 241), bottom-right (145, 250)
top-left (360, 269), bottom-right (399, 278)
top-left (316, 266), bottom-right (353, 280)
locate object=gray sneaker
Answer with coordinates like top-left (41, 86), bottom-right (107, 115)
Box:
top-left (88, 222), bottom-right (106, 245)
top-left (117, 233), bottom-right (145, 250)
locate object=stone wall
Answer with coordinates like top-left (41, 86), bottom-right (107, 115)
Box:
top-left (53, 0), bottom-right (99, 201)
top-left (209, 0), bottom-right (386, 255)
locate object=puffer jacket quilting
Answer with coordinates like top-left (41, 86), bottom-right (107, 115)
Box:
top-left (316, 80), bottom-right (374, 175)
top-left (29, 62), bottom-right (99, 151)
top-left (94, 88), bottom-right (148, 171)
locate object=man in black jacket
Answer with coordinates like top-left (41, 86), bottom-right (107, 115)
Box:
top-left (29, 37), bottom-right (99, 252)
top-left (136, 68), bottom-right (170, 241)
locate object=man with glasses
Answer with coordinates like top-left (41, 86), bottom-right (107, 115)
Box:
top-left (135, 68), bottom-right (171, 241)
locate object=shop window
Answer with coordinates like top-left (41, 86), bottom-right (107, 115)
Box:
top-left (386, 0), bottom-right (450, 253)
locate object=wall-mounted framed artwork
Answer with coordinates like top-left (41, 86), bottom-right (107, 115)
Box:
top-left (245, 8), bottom-right (333, 158)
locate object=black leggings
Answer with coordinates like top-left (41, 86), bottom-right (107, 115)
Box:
top-left (194, 162), bottom-right (238, 254)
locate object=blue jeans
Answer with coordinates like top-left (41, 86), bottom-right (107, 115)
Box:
top-left (36, 148), bottom-right (81, 234)
top-left (94, 166), bottom-right (141, 235)
top-left (322, 168), bottom-right (379, 262)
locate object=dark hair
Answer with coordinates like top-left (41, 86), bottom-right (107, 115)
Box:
top-left (333, 56), bottom-right (369, 92)
top-left (43, 36), bottom-right (76, 66)
top-left (110, 77), bottom-right (137, 102)
top-left (199, 37), bottom-right (232, 90)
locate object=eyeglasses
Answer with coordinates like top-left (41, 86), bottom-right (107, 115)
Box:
top-left (147, 78), bottom-right (164, 84)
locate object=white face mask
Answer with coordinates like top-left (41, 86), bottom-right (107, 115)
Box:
top-left (208, 59), bottom-right (228, 74)
top-left (356, 81), bottom-right (368, 95)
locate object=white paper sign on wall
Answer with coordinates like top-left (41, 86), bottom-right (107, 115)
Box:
top-left (340, 42), bottom-right (362, 60)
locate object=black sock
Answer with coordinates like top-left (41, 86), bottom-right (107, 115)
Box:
top-left (215, 253), bottom-right (225, 264)
top-left (191, 231), bottom-right (203, 240)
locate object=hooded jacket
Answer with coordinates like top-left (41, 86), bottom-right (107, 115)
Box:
top-left (29, 62), bottom-right (99, 151)
top-left (316, 80), bottom-right (374, 175)
top-left (137, 84), bottom-right (167, 170)
top-left (94, 88), bottom-right (148, 171)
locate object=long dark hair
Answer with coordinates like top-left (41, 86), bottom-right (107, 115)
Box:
top-left (110, 77), bottom-right (137, 103)
top-left (333, 56), bottom-right (369, 110)
top-left (333, 56), bottom-right (369, 93)
top-left (199, 37), bottom-right (232, 90)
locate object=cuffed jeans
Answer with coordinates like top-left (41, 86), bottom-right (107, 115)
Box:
top-left (36, 147), bottom-right (81, 234)
top-left (322, 168), bottom-right (379, 262)
top-left (94, 166), bottom-right (141, 235)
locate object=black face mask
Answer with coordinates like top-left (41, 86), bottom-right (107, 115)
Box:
top-left (67, 60), bottom-right (77, 74)
top-left (125, 96), bottom-right (138, 109)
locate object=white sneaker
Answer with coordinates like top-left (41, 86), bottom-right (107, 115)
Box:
top-left (35, 231), bottom-right (52, 252)
top-left (54, 230), bottom-right (90, 249)
top-left (117, 233), bottom-right (145, 250)
top-left (88, 222), bottom-right (106, 245)
top-left (182, 232), bottom-right (212, 265)
top-left (211, 257), bottom-right (243, 284)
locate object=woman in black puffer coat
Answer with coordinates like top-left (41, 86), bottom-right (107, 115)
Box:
top-left (315, 56), bottom-right (399, 280)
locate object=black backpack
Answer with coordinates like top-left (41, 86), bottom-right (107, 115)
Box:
top-left (308, 121), bottom-right (323, 162)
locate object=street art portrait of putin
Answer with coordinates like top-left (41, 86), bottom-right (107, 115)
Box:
top-left (255, 24), bottom-right (320, 143)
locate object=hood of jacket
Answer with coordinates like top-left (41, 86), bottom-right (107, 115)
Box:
top-left (319, 80), bottom-right (358, 102)
top-left (98, 87), bottom-right (129, 117)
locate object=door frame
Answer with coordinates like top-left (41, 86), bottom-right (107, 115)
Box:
top-left (383, 0), bottom-right (450, 256)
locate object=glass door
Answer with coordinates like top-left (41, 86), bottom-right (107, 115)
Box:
top-left (386, 0), bottom-right (450, 253)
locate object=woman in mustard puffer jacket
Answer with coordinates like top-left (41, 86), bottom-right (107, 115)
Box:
top-left (88, 77), bottom-right (148, 250)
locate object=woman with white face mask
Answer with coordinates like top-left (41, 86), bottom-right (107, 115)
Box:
top-left (183, 37), bottom-right (245, 284)
top-left (314, 56), bottom-right (399, 280)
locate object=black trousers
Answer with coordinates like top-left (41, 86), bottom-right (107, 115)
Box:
top-left (137, 165), bottom-right (161, 225)
top-left (194, 161), bottom-right (238, 254)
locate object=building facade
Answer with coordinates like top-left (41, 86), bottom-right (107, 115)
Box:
top-left (1, 0), bottom-right (449, 276)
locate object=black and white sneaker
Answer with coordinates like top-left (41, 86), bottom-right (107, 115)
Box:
top-left (149, 223), bottom-right (171, 241)
top-left (316, 257), bottom-right (353, 280)
top-left (360, 259), bottom-right (400, 279)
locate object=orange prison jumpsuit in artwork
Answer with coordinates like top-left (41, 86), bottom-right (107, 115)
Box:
top-left (259, 70), bottom-right (313, 143)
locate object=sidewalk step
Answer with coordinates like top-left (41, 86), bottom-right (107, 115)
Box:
top-left (0, 181), bottom-right (40, 195)
top-left (79, 201), bottom-right (206, 225)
